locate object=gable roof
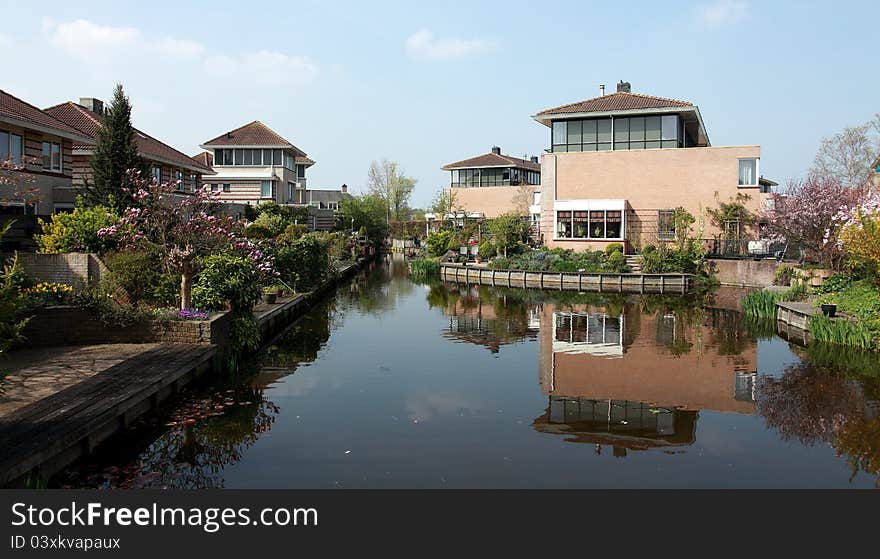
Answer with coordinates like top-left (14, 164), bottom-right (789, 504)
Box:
top-left (44, 101), bottom-right (211, 174)
top-left (202, 120), bottom-right (306, 154)
top-left (535, 91), bottom-right (693, 117)
top-left (442, 152), bottom-right (540, 171)
top-left (0, 90), bottom-right (93, 142)
top-left (192, 151), bottom-right (213, 168)
top-left (296, 155), bottom-right (315, 167)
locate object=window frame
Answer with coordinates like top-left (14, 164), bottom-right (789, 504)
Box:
top-left (738, 158), bottom-right (759, 187)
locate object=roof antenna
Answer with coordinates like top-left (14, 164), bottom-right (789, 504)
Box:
top-left (599, 84), bottom-right (605, 96)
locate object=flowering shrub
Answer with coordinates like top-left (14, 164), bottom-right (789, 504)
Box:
top-left (23, 282), bottom-right (73, 306)
top-left (95, 170), bottom-right (275, 309)
top-left (833, 188), bottom-right (880, 273)
top-left (36, 205), bottom-right (119, 254)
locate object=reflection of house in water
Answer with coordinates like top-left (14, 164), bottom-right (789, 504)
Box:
top-left (533, 398), bottom-right (697, 454)
top-left (438, 285), bottom-right (539, 354)
top-left (535, 302), bottom-right (758, 453)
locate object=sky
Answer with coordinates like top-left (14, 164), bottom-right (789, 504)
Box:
top-left (2, 0), bottom-right (878, 207)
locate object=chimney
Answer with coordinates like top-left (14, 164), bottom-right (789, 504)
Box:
top-left (530, 156), bottom-right (539, 164)
top-left (599, 84), bottom-right (605, 96)
top-left (341, 183), bottom-right (348, 193)
top-left (616, 80), bottom-right (631, 93)
top-left (79, 97), bottom-right (104, 115)
top-left (491, 146), bottom-right (501, 155)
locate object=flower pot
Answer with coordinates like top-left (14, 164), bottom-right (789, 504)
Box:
top-left (263, 293), bottom-right (277, 304)
top-left (821, 304), bottom-right (836, 318)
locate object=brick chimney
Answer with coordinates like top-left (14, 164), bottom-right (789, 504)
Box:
top-left (491, 146), bottom-right (501, 155)
top-left (530, 156), bottom-right (539, 164)
top-left (79, 97), bottom-right (104, 115)
top-left (341, 183), bottom-right (348, 193)
top-left (616, 80), bottom-right (631, 93)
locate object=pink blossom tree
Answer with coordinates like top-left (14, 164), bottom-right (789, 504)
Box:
top-left (1, 157), bottom-right (42, 208)
top-left (98, 170), bottom-right (274, 309)
top-left (763, 176), bottom-right (866, 266)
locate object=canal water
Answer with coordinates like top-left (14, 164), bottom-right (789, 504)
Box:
top-left (55, 257), bottom-right (880, 488)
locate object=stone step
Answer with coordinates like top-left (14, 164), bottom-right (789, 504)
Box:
top-left (625, 255), bottom-right (643, 272)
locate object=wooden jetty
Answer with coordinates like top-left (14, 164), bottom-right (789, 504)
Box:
top-left (0, 344), bottom-right (215, 486)
top-left (440, 263), bottom-right (693, 294)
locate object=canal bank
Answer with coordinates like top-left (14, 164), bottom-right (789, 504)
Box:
top-left (47, 258), bottom-right (880, 489)
top-left (0, 256), bottom-right (373, 487)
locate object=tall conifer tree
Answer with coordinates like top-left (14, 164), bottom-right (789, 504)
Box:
top-left (82, 84), bottom-right (147, 211)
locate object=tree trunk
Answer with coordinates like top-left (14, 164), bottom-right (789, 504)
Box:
top-left (180, 261), bottom-right (193, 310)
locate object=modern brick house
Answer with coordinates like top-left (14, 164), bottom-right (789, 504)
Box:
top-left (1, 89), bottom-right (94, 248)
top-left (198, 121), bottom-right (314, 208)
top-left (442, 146), bottom-right (542, 222)
top-left (533, 81), bottom-right (773, 252)
top-left (44, 98), bottom-right (212, 204)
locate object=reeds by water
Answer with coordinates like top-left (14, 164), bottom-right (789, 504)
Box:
top-left (409, 258), bottom-right (440, 281)
top-left (808, 315), bottom-right (875, 350)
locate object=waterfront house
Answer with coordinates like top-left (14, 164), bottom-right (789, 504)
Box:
top-left (303, 184), bottom-right (350, 231)
top-left (442, 146), bottom-right (542, 225)
top-left (0, 89), bottom-right (94, 249)
top-left (44, 98), bottom-right (212, 203)
top-left (198, 121), bottom-right (314, 208)
top-left (533, 81), bottom-right (772, 253)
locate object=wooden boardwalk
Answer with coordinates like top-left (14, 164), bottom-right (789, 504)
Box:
top-left (441, 264), bottom-right (693, 294)
top-left (0, 343), bottom-right (215, 487)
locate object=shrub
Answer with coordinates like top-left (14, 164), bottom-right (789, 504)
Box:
top-left (606, 251), bottom-right (629, 272)
top-left (36, 205), bottom-right (118, 254)
top-left (478, 240), bottom-right (496, 259)
top-left (275, 233), bottom-right (330, 291)
top-left (243, 223), bottom-right (273, 240)
top-left (817, 273), bottom-right (853, 294)
top-left (426, 231), bottom-right (453, 257)
top-left (817, 281), bottom-right (880, 322)
top-left (773, 265), bottom-right (795, 286)
top-left (0, 255), bottom-right (30, 355)
top-left (252, 212), bottom-right (286, 237)
top-left (642, 244), bottom-right (657, 255)
top-left (279, 223), bottom-right (309, 243)
top-left (103, 250), bottom-right (163, 306)
top-left (605, 242), bottom-right (624, 256)
top-left (192, 253), bottom-right (262, 312)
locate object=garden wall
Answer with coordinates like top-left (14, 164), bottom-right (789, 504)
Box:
top-left (21, 307), bottom-right (231, 348)
top-left (8, 252), bottom-right (110, 292)
top-left (708, 258), bottom-right (780, 288)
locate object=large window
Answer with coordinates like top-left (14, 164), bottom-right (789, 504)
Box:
top-left (151, 165), bottom-right (162, 184)
top-left (657, 210), bottom-right (675, 240)
top-left (450, 167), bottom-right (540, 188)
top-left (556, 209), bottom-right (624, 240)
top-left (738, 158), bottom-right (758, 186)
top-left (173, 169), bottom-right (183, 191)
top-left (41, 141), bottom-right (61, 172)
top-left (552, 115), bottom-right (681, 152)
top-left (260, 180), bottom-right (273, 198)
top-left (213, 148), bottom-right (291, 167)
top-left (1, 132), bottom-right (23, 165)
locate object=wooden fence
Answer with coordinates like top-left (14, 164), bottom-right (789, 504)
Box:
top-left (440, 264), bottom-right (693, 294)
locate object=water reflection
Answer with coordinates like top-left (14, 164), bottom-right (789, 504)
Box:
top-left (53, 261), bottom-right (880, 488)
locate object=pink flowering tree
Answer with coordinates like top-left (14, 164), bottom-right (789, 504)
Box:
top-left (1, 157), bottom-right (42, 208)
top-left (98, 170), bottom-right (274, 309)
top-left (763, 176), bottom-right (865, 266)
top-left (832, 187), bottom-right (880, 273)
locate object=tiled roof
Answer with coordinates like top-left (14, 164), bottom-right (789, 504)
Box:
top-left (442, 152), bottom-right (540, 171)
top-left (535, 91), bottom-right (693, 116)
top-left (295, 155), bottom-right (315, 167)
top-left (192, 151), bottom-right (213, 168)
top-left (44, 102), bottom-right (211, 173)
top-left (0, 90), bottom-right (93, 140)
top-left (203, 121), bottom-right (296, 148)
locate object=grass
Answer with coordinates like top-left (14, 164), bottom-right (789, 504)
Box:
top-left (409, 257), bottom-right (441, 282)
top-left (741, 283), bottom-right (808, 320)
top-left (808, 315), bottom-right (875, 350)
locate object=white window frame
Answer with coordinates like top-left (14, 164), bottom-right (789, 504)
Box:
top-left (738, 158), bottom-right (759, 187)
top-left (553, 199), bottom-right (626, 241)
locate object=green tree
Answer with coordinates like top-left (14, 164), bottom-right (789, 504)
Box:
top-left (83, 84), bottom-right (148, 211)
top-left (337, 193), bottom-right (388, 245)
top-left (487, 212), bottom-right (528, 257)
top-left (368, 159), bottom-right (416, 221)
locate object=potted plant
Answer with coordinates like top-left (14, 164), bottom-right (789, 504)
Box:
top-left (821, 303), bottom-right (837, 318)
top-left (262, 286), bottom-right (277, 304)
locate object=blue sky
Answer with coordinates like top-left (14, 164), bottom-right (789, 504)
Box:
top-left (3, 0), bottom-right (877, 207)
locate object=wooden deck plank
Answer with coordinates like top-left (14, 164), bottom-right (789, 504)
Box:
top-left (0, 344), bottom-right (215, 484)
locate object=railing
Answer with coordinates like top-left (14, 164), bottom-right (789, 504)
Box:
top-left (700, 238), bottom-right (799, 260)
top-left (440, 264), bottom-right (693, 294)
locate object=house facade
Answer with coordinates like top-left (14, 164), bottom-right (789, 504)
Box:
top-left (44, 98), bottom-right (212, 205)
top-left (443, 146), bottom-right (542, 222)
top-left (1, 89), bottom-right (94, 248)
top-left (871, 153), bottom-right (880, 189)
top-left (198, 121), bottom-right (314, 207)
top-left (533, 81), bottom-right (771, 252)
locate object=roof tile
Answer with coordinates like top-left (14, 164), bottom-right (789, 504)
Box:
top-left (1, 90), bottom-right (92, 139)
top-left (442, 152), bottom-right (540, 171)
top-left (536, 91), bottom-right (692, 116)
